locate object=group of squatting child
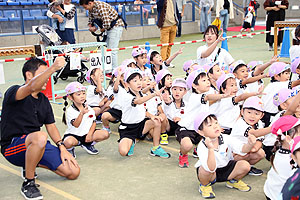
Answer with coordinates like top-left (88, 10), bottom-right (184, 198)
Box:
top-left (60, 25), bottom-right (300, 199)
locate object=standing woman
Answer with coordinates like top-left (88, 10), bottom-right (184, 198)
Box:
top-left (199, 0), bottom-right (214, 34)
top-left (47, 0), bottom-right (76, 44)
top-left (215, 0), bottom-right (234, 33)
top-left (264, 0), bottom-right (289, 51)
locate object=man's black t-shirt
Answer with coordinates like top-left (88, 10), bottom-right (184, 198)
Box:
top-left (0, 85), bottom-right (55, 154)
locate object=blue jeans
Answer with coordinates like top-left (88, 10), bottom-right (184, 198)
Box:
top-left (219, 9), bottom-right (229, 33)
top-left (106, 26), bottom-right (123, 71)
top-left (52, 12), bottom-right (66, 31)
top-left (200, 6), bottom-right (211, 33)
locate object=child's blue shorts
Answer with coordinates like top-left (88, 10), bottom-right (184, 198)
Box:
top-left (3, 134), bottom-right (62, 171)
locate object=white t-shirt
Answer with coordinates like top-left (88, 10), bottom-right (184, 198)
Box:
top-left (247, 72), bottom-right (264, 93)
top-left (290, 45), bottom-right (300, 61)
top-left (119, 90), bottom-right (146, 124)
top-left (64, 104), bottom-right (96, 137)
top-left (263, 110), bottom-right (285, 146)
top-left (162, 100), bottom-right (185, 121)
top-left (144, 93), bottom-right (161, 116)
top-left (261, 81), bottom-right (291, 114)
top-left (244, 11), bottom-right (253, 24)
top-left (231, 118), bottom-right (264, 144)
top-left (209, 97), bottom-right (240, 129)
top-left (236, 79), bottom-right (250, 96)
top-left (196, 45), bottom-right (234, 67)
top-left (86, 85), bottom-right (107, 107)
top-left (194, 134), bottom-right (246, 171)
top-left (109, 85), bottom-right (127, 110)
top-left (264, 148), bottom-right (294, 200)
top-left (178, 93), bottom-right (209, 130)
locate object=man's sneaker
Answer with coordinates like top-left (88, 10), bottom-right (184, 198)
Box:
top-left (193, 147), bottom-right (198, 158)
top-left (21, 168), bottom-right (37, 180)
top-left (81, 144), bottom-right (99, 155)
top-left (67, 148), bottom-right (76, 158)
top-left (178, 153), bottom-right (189, 168)
top-left (226, 179), bottom-right (251, 192)
top-left (150, 146), bottom-right (171, 158)
top-left (21, 180), bottom-right (43, 200)
top-left (160, 133), bottom-right (168, 145)
top-left (127, 140), bottom-right (135, 157)
top-left (248, 166), bottom-right (263, 176)
top-left (199, 183), bottom-right (215, 199)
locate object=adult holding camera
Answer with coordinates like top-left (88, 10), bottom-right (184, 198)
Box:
top-left (264, 0), bottom-right (289, 51)
top-left (80, 0), bottom-right (125, 71)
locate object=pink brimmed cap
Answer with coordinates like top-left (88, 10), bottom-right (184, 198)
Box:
top-left (121, 59), bottom-right (136, 66)
top-left (155, 69), bottom-right (172, 84)
top-left (112, 65), bottom-right (127, 77)
top-left (124, 68), bottom-right (143, 82)
top-left (273, 88), bottom-right (294, 107)
top-left (247, 61), bottom-right (263, 71)
top-left (132, 48), bottom-right (147, 57)
top-left (290, 136), bottom-right (300, 154)
top-left (271, 115), bottom-right (300, 137)
top-left (172, 78), bottom-right (187, 89)
top-left (86, 66), bottom-right (99, 83)
top-left (268, 62), bottom-right (290, 77)
top-left (242, 96), bottom-right (264, 112)
top-left (229, 60), bottom-right (246, 73)
top-left (216, 73), bottom-right (235, 90)
top-left (194, 112), bottom-right (211, 131)
top-left (182, 60), bottom-right (194, 72)
top-left (291, 57), bottom-right (300, 73)
top-left (65, 82), bottom-right (86, 95)
top-left (186, 67), bottom-right (206, 89)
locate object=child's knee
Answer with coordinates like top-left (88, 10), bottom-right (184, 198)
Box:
top-left (181, 138), bottom-right (193, 150)
top-left (119, 147), bottom-right (129, 156)
top-left (101, 112), bottom-right (111, 121)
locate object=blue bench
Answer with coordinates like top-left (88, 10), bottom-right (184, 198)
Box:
top-left (3, 10), bottom-right (20, 21)
top-left (0, 10), bottom-right (9, 21)
top-left (30, 9), bottom-right (48, 20)
top-left (17, 10), bottom-right (35, 20)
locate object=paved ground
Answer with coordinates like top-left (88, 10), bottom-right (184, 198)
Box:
top-left (0, 31), bottom-right (291, 199)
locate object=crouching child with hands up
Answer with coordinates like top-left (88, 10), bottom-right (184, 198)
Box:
top-left (194, 112), bottom-right (256, 199)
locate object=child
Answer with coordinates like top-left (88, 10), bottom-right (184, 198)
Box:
top-left (240, 6), bottom-right (255, 38)
top-left (230, 60), bottom-right (267, 96)
top-left (290, 57), bottom-right (300, 81)
top-left (101, 65), bottom-right (127, 133)
top-left (155, 69), bottom-right (173, 95)
top-left (132, 48), bottom-right (152, 75)
top-left (86, 66), bottom-right (110, 119)
top-left (279, 135), bottom-right (300, 199)
top-left (231, 96), bottom-right (271, 176)
top-left (62, 82), bottom-right (110, 157)
top-left (148, 47), bottom-right (183, 77)
top-left (261, 62), bottom-right (300, 127)
top-left (175, 68), bottom-right (229, 168)
top-left (264, 115), bottom-right (300, 200)
top-left (210, 73), bottom-right (264, 134)
top-left (182, 60), bottom-right (195, 77)
top-left (204, 62), bottom-right (224, 93)
top-left (118, 68), bottom-right (170, 158)
top-left (161, 78), bottom-right (187, 144)
top-left (48, 0), bottom-right (66, 31)
top-left (194, 112), bottom-right (256, 199)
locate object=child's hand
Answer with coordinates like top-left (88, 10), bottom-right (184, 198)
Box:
top-left (205, 137), bottom-right (214, 149)
top-left (177, 47), bottom-right (184, 55)
top-left (150, 81), bottom-right (156, 89)
top-left (270, 55), bottom-right (279, 64)
top-left (173, 117), bottom-right (181, 123)
top-left (151, 115), bottom-right (161, 122)
top-left (263, 73), bottom-right (270, 78)
top-left (256, 85), bottom-right (265, 96)
top-left (223, 89), bottom-right (231, 98)
top-left (155, 86), bottom-right (165, 98)
top-left (81, 105), bottom-right (89, 115)
top-left (248, 134), bottom-right (256, 146)
top-left (117, 67), bottom-right (123, 77)
top-left (217, 29), bottom-right (225, 42)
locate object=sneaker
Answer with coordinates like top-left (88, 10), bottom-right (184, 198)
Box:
top-left (248, 166), bottom-right (263, 176)
top-left (150, 146), bottom-right (171, 158)
top-left (67, 148), bottom-right (76, 158)
top-left (21, 168), bottom-right (38, 180)
top-left (268, 45), bottom-right (274, 51)
top-left (226, 179), bottom-right (251, 192)
top-left (199, 183), bottom-right (215, 199)
top-left (81, 144), bottom-right (99, 155)
top-left (193, 147), bottom-right (198, 158)
top-left (160, 133), bottom-right (168, 145)
top-left (178, 153), bottom-right (189, 168)
top-left (251, 28), bottom-right (254, 32)
top-left (102, 126), bottom-right (111, 134)
top-left (21, 180), bottom-right (43, 200)
top-left (127, 140), bottom-right (135, 157)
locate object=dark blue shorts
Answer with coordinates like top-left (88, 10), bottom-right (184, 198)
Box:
top-left (3, 135), bottom-right (62, 171)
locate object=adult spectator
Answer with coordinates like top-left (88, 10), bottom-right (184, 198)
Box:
top-left (176, 0), bottom-right (186, 37)
top-left (216, 0), bottom-right (234, 33)
top-left (157, 0), bottom-right (180, 61)
top-left (80, 0), bottom-right (125, 71)
top-left (199, 0), bottom-right (214, 34)
top-left (134, 0), bottom-right (149, 19)
top-left (264, 0), bottom-right (289, 51)
top-left (47, 0), bottom-right (76, 44)
top-left (0, 57), bottom-right (80, 200)
top-left (243, 0), bottom-right (259, 32)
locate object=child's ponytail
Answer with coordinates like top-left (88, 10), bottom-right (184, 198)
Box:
top-left (62, 95), bottom-right (68, 125)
